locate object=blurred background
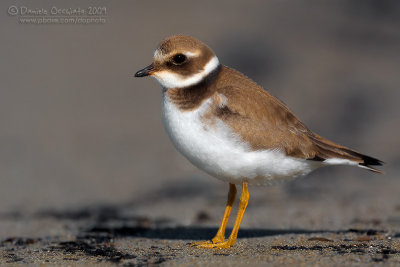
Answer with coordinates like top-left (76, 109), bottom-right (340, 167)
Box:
top-left (0, 0), bottom-right (399, 238)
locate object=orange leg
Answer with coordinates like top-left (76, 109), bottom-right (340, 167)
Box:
top-left (191, 183), bottom-right (237, 246)
top-left (192, 182), bottom-right (249, 249)
top-left (212, 183), bottom-right (237, 243)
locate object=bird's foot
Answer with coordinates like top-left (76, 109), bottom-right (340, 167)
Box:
top-left (191, 239), bottom-right (235, 249)
top-left (190, 233), bottom-right (226, 247)
top-left (211, 235), bottom-right (225, 244)
top-left (190, 240), bottom-right (212, 247)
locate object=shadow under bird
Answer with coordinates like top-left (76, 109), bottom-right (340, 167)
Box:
top-left (135, 35), bottom-right (383, 248)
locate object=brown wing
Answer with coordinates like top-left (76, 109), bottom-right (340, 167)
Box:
top-left (214, 84), bottom-right (316, 158)
top-left (211, 66), bottom-right (383, 171)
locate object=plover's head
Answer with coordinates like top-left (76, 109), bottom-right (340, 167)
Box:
top-left (135, 35), bottom-right (220, 89)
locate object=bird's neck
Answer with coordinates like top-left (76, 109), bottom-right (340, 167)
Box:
top-left (165, 64), bottom-right (222, 111)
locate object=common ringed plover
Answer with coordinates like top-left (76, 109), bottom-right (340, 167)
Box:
top-left (135, 35), bottom-right (383, 249)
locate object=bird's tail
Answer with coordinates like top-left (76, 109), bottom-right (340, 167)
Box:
top-left (308, 134), bottom-right (383, 173)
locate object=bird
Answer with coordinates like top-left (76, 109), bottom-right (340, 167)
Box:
top-left (134, 35), bottom-right (383, 249)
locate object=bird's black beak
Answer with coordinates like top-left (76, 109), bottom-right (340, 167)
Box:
top-left (134, 64), bottom-right (154, 77)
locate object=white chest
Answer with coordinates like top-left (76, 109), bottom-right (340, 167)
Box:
top-left (161, 94), bottom-right (318, 185)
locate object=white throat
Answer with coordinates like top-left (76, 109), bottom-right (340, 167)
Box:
top-left (153, 56), bottom-right (219, 89)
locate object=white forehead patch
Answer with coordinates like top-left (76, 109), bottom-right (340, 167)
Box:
top-left (152, 56), bottom-right (220, 89)
top-left (153, 49), bottom-right (163, 61)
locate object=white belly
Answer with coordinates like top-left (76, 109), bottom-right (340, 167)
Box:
top-left (161, 93), bottom-right (320, 186)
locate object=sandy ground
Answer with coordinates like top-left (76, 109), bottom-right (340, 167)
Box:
top-left (1, 0), bottom-right (400, 266)
top-left (1, 174), bottom-right (400, 266)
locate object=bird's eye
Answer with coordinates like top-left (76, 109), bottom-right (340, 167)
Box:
top-left (172, 54), bottom-right (187, 64)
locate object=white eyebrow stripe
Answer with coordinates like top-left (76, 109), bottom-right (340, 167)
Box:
top-left (154, 50), bottom-right (198, 61)
top-left (184, 51), bottom-right (199, 58)
top-left (152, 56), bottom-right (220, 89)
